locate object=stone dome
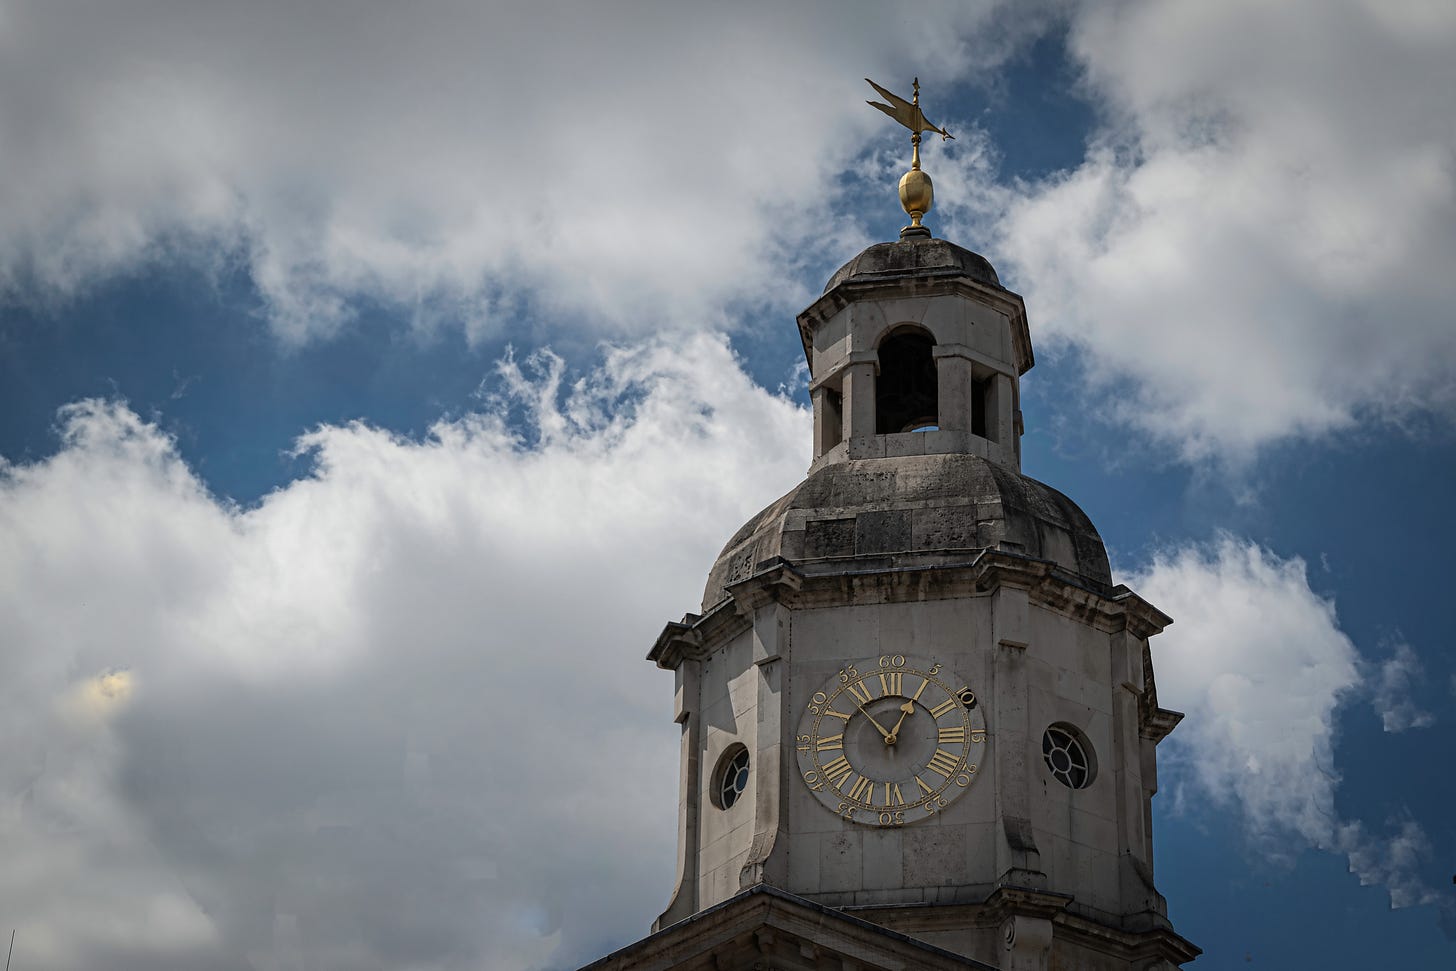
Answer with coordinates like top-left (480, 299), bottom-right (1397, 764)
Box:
top-left (701, 453), bottom-right (1109, 612)
top-left (823, 236), bottom-right (1000, 294)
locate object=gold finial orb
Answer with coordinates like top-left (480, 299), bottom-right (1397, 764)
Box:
top-left (865, 76), bottom-right (954, 239)
top-left (899, 168), bottom-right (933, 229)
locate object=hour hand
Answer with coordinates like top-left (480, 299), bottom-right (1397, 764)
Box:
top-left (886, 701), bottom-right (915, 744)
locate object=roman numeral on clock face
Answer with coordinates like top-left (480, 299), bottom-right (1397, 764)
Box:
top-left (929, 697), bottom-right (959, 719)
top-left (816, 733), bottom-right (844, 752)
top-left (846, 775), bottom-right (874, 802)
top-left (821, 756), bottom-right (854, 787)
top-left (878, 671), bottom-right (903, 696)
top-left (938, 726), bottom-right (965, 744)
top-left (844, 680), bottom-right (873, 705)
top-left (926, 748), bottom-right (960, 778)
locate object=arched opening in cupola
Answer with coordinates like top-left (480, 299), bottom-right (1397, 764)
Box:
top-left (875, 326), bottom-right (938, 433)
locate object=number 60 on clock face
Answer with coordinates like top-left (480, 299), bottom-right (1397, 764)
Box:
top-left (795, 654), bottom-right (987, 826)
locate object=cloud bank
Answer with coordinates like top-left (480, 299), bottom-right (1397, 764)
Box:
top-left (0, 0), bottom-right (1046, 344)
top-left (0, 334), bottom-right (810, 970)
top-left (978, 0), bottom-right (1456, 459)
top-left (4, 336), bottom-right (1447, 966)
top-left (5, 1), bottom-right (1451, 461)
top-left (1130, 536), bottom-right (1444, 915)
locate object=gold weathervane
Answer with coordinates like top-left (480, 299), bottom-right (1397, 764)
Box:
top-left (866, 77), bottom-right (953, 237)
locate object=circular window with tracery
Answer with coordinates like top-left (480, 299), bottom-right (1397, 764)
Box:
top-left (712, 745), bottom-right (751, 809)
top-left (1042, 724), bottom-right (1095, 789)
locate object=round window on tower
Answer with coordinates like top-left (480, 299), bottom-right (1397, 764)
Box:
top-left (711, 744), bottom-right (751, 810)
top-left (1042, 724), bottom-right (1096, 790)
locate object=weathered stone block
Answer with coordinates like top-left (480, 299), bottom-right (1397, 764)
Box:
top-left (856, 508), bottom-right (911, 554)
top-left (804, 518), bottom-right (855, 558)
top-left (819, 831), bottom-right (863, 893)
top-left (903, 824), bottom-right (966, 887)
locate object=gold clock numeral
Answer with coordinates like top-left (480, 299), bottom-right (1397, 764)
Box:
top-left (929, 697), bottom-right (959, 719)
top-left (798, 659), bottom-right (985, 825)
top-left (821, 756), bottom-right (854, 788)
top-left (926, 748), bottom-right (960, 778)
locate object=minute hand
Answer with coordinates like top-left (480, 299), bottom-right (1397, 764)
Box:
top-left (856, 703), bottom-right (895, 741)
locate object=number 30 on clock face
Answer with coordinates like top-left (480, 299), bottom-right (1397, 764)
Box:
top-left (795, 654), bottom-right (987, 826)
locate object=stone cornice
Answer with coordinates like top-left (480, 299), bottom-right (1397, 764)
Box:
top-left (648, 551), bottom-right (1174, 670)
top-left (1140, 706), bottom-right (1185, 744)
top-left (847, 885), bottom-right (1201, 968)
top-left (647, 618), bottom-right (703, 671)
top-left (724, 559), bottom-right (803, 612)
top-left (979, 884), bottom-right (1074, 922)
top-left (648, 601), bottom-right (751, 670)
top-left (582, 884), bottom-right (993, 971)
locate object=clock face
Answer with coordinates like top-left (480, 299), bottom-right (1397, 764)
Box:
top-left (795, 654), bottom-right (986, 826)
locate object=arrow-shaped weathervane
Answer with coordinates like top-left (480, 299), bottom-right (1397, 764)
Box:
top-left (866, 77), bottom-right (955, 149)
top-left (865, 77), bottom-right (953, 236)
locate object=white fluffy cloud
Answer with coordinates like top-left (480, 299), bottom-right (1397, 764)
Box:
top-left (0, 0), bottom-right (1051, 344)
top-left (7, 1), bottom-right (1451, 459)
top-left (968, 0), bottom-right (1456, 459)
top-left (1129, 536), bottom-right (1441, 911)
top-left (0, 334), bottom-right (810, 970)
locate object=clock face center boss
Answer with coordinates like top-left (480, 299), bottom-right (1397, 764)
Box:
top-left (795, 654), bottom-right (987, 826)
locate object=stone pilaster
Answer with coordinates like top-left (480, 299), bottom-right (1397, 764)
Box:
top-left (741, 601), bottom-right (791, 889)
top-left (991, 585), bottom-right (1044, 887)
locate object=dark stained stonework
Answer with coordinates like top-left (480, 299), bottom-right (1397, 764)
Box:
top-left (701, 452), bottom-right (1111, 612)
top-left (580, 885), bottom-right (994, 971)
top-left (823, 236), bottom-right (1001, 294)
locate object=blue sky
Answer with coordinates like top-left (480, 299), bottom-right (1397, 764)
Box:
top-left (1, 2), bottom-right (1453, 969)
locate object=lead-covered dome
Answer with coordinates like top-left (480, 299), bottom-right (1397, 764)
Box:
top-left (702, 452), bottom-right (1109, 612)
top-left (823, 236), bottom-right (1000, 294)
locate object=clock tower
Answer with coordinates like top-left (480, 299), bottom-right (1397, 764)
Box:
top-left (587, 81), bottom-right (1197, 971)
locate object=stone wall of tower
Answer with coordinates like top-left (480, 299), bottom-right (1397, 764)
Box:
top-left (778, 596), bottom-right (1000, 905)
top-left (675, 580), bottom-right (1164, 913)
top-left (646, 233), bottom-right (1194, 969)
top-left (693, 625), bottom-right (759, 906)
top-left (653, 556), bottom-right (1184, 966)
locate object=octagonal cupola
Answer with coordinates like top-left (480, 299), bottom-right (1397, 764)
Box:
top-left (799, 234), bottom-right (1032, 473)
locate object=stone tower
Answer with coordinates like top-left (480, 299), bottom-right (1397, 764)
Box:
top-left (639, 234), bottom-right (1198, 970)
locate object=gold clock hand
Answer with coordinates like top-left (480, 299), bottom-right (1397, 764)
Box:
top-left (885, 700), bottom-right (916, 745)
top-left (856, 703), bottom-right (895, 741)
